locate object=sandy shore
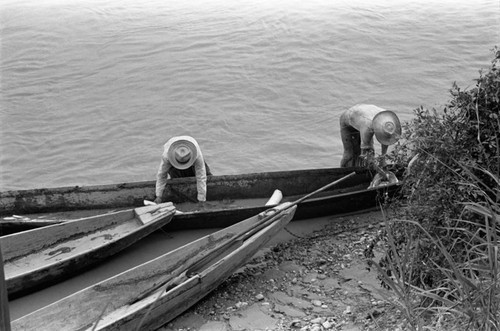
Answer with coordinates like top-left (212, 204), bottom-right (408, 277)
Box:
top-left (158, 210), bottom-right (402, 331)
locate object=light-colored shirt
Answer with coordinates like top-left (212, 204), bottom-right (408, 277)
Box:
top-left (155, 136), bottom-right (207, 202)
top-left (340, 104), bottom-right (386, 152)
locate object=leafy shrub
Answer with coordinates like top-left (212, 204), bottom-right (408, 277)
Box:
top-left (374, 48), bottom-right (500, 330)
top-left (390, 46), bottom-right (499, 226)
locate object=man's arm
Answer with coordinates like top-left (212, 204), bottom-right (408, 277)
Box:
top-left (155, 158), bottom-right (171, 202)
top-left (358, 126), bottom-right (376, 166)
top-left (193, 156), bottom-right (207, 202)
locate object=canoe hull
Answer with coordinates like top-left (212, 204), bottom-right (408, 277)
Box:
top-left (12, 205), bottom-right (297, 331)
top-left (2, 203), bottom-right (175, 299)
top-left (0, 167), bottom-right (400, 234)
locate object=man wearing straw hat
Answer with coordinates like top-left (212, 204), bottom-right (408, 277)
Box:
top-left (339, 104), bottom-right (401, 186)
top-left (155, 135), bottom-right (212, 204)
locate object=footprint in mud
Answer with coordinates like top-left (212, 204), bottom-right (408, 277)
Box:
top-left (47, 246), bottom-right (74, 259)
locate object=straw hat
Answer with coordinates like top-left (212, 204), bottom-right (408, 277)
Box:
top-left (372, 110), bottom-right (402, 145)
top-left (167, 138), bottom-right (198, 169)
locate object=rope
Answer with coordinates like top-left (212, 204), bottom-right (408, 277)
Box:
top-left (282, 226), bottom-right (308, 239)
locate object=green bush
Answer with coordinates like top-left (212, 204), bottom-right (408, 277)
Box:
top-left (376, 48), bottom-right (500, 330)
top-left (391, 47), bottom-right (499, 226)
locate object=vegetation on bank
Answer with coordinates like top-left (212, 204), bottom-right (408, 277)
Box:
top-left (374, 48), bottom-right (500, 330)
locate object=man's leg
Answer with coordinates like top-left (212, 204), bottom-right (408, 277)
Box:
top-left (340, 127), bottom-right (361, 167)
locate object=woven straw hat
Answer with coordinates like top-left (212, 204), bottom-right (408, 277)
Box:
top-left (167, 137), bottom-right (198, 169)
top-left (372, 110), bottom-right (402, 145)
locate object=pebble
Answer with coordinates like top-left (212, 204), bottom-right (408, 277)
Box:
top-left (310, 317), bottom-right (323, 324)
top-left (235, 302), bottom-right (248, 309)
top-left (312, 300), bottom-right (322, 307)
top-left (255, 293), bottom-right (265, 301)
top-left (322, 321), bottom-right (333, 329)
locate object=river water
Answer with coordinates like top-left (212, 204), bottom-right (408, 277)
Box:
top-left (1, 0), bottom-right (498, 191)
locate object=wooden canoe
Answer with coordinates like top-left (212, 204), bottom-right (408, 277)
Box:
top-left (11, 203), bottom-right (297, 331)
top-left (0, 167), bottom-right (400, 235)
top-left (1, 202), bottom-right (176, 299)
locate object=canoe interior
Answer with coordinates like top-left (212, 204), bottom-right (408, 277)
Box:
top-left (2, 210), bottom-right (137, 277)
top-left (0, 167), bottom-right (401, 234)
top-left (0, 167), bottom-right (370, 216)
top-left (2, 204), bottom-right (175, 299)
top-left (12, 204), bottom-right (296, 331)
top-left (98, 205), bottom-right (297, 331)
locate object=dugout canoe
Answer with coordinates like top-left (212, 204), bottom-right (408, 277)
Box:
top-left (1, 202), bottom-right (176, 299)
top-left (0, 167), bottom-right (400, 235)
top-left (11, 203), bottom-right (297, 331)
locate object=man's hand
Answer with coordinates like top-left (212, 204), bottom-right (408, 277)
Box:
top-left (154, 196), bottom-right (162, 204)
top-left (359, 149), bottom-right (375, 167)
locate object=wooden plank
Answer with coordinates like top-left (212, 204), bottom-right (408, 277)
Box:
top-left (0, 244), bottom-right (11, 331)
top-left (134, 202), bottom-right (173, 225)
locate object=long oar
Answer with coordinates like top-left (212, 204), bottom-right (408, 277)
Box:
top-left (186, 171), bottom-right (356, 275)
top-left (136, 171), bottom-right (356, 301)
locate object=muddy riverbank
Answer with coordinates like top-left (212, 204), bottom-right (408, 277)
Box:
top-left (159, 210), bottom-right (403, 331)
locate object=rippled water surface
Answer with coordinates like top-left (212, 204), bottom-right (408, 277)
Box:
top-left (1, 0), bottom-right (498, 190)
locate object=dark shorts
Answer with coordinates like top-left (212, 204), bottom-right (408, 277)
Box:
top-left (340, 126), bottom-right (362, 167)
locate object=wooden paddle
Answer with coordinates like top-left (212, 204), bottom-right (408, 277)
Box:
top-left (371, 162), bottom-right (390, 181)
top-left (368, 161), bottom-right (400, 189)
top-left (135, 171), bottom-right (357, 301)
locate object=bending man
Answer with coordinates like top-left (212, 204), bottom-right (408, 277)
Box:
top-left (339, 104), bottom-right (401, 186)
top-left (340, 104), bottom-right (401, 167)
top-left (155, 135), bottom-right (212, 204)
